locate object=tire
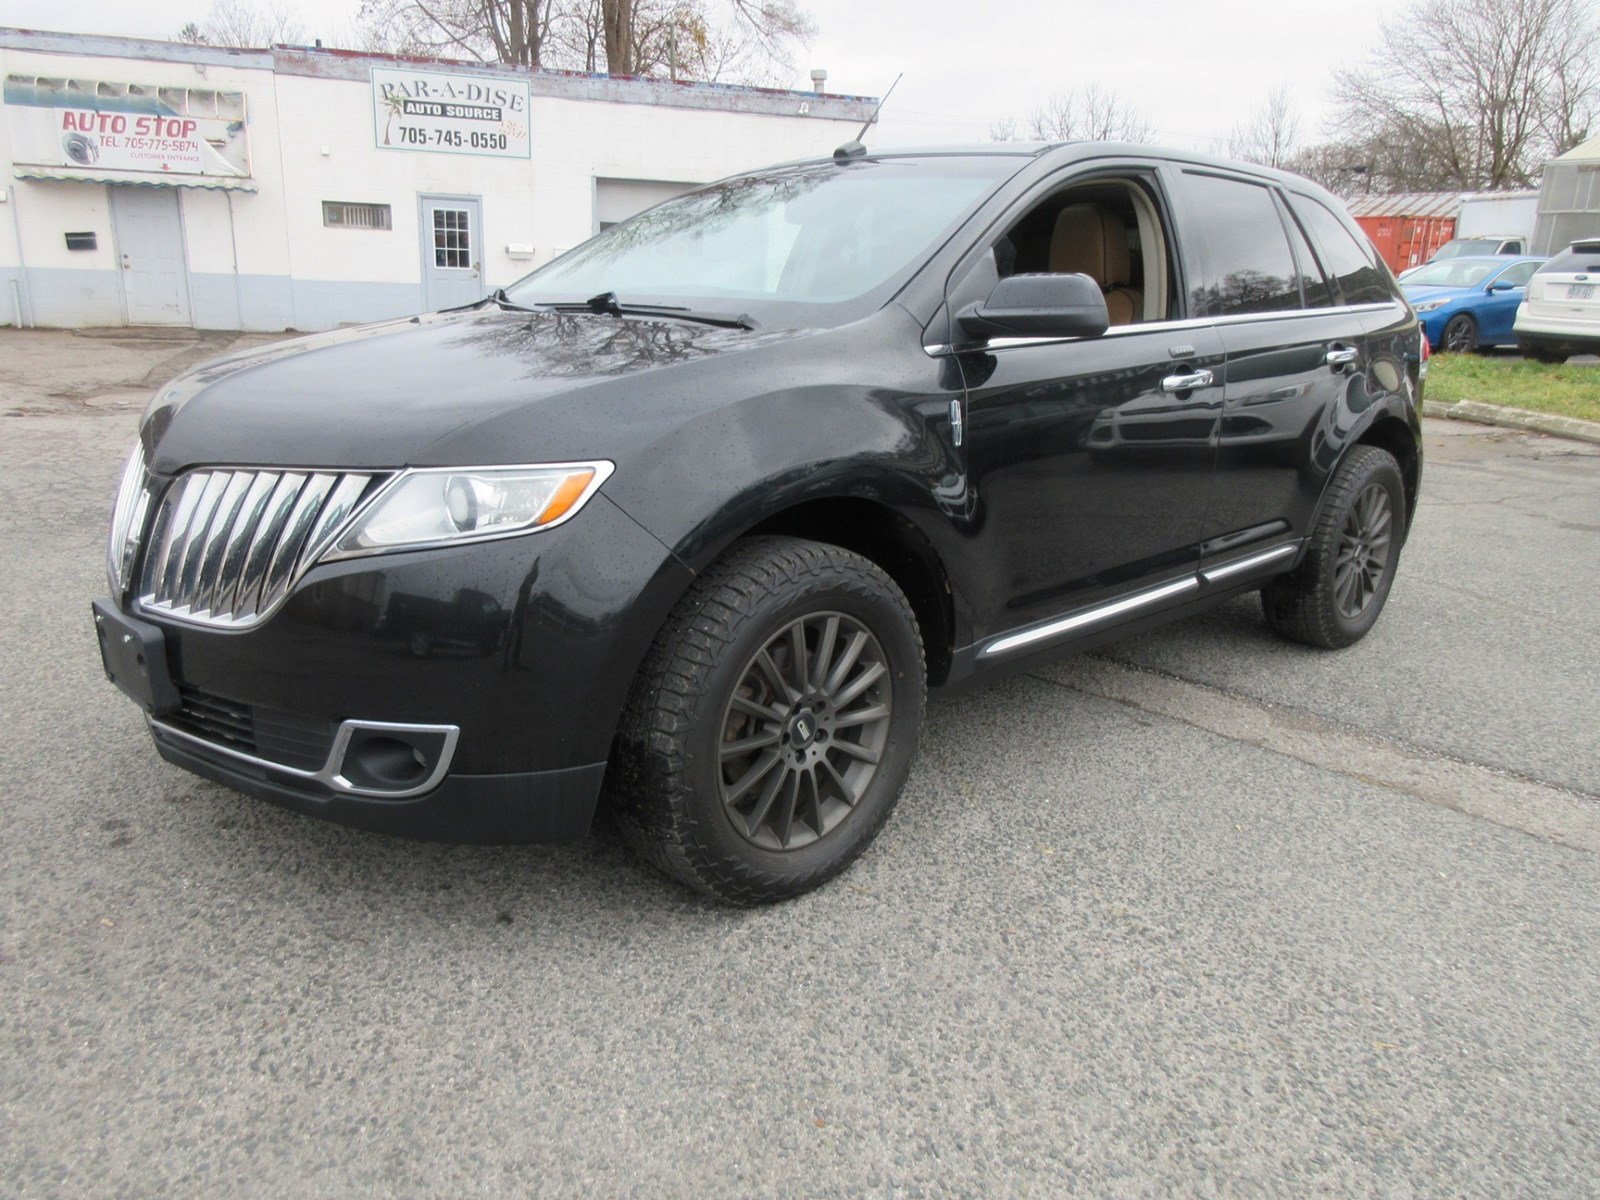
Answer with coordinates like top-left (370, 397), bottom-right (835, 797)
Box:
top-left (1262, 445), bottom-right (1406, 650)
top-left (1440, 313), bottom-right (1477, 353)
top-left (1525, 346), bottom-right (1568, 365)
top-left (606, 536), bottom-right (925, 903)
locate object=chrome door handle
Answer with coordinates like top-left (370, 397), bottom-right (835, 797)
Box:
top-left (1325, 347), bottom-right (1359, 367)
top-left (1161, 369), bottom-right (1214, 393)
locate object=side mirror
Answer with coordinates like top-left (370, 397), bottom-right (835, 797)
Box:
top-left (1488, 281), bottom-right (1518, 292)
top-left (957, 273), bottom-right (1111, 341)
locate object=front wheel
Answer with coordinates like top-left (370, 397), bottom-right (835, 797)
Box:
top-left (1262, 445), bottom-right (1406, 649)
top-left (607, 536), bottom-right (925, 903)
top-left (1440, 313), bottom-right (1478, 353)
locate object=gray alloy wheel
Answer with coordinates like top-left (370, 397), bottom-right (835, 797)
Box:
top-left (1440, 313), bottom-right (1478, 353)
top-left (1332, 482), bottom-right (1394, 621)
top-left (1262, 444), bottom-right (1407, 650)
top-left (607, 536), bottom-right (925, 904)
top-left (717, 611), bottom-right (894, 852)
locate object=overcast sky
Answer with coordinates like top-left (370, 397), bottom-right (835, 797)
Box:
top-left (6, 0), bottom-right (1399, 151)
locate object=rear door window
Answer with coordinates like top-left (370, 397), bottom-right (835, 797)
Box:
top-left (1277, 193), bottom-right (1336, 309)
top-left (1286, 196), bottom-right (1393, 305)
top-left (1178, 172), bottom-right (1304, 316)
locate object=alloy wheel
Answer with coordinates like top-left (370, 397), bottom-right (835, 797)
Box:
top-left (1334, 482), bottom-right (1394, 619)
top-left (717, 611), bottom-right (894, 852)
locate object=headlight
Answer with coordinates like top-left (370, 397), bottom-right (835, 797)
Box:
top-left (106, 440), bottom-right (150, 594)
top-left (1412, 299), bottom-right (1449, 313)
top-left (324, 461), bottom-right (613, 559)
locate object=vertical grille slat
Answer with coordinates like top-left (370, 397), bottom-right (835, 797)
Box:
top-left (261, 474), bottom-right (338, 607)
top-left (137, 467), bottom-right (382, 630)
top-left (194, 472), bottom-right (255, 617)
top-left (233, 473), bottom-right (308, 621)
top-left (211, 472), bottom-right (280, 620)
top-left (172, 472), bottom-right (232, 613)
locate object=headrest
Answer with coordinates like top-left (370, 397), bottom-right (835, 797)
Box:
top-left (1049, 204), bottom-right (1131, 285)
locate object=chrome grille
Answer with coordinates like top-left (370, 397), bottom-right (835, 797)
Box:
top-left (138, 468), bottom-right (381, 629)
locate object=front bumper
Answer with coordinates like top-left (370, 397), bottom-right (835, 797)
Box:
top-left (152, 723), bottom-right (606, 842)
top-left (98, 493), bottom-right (693, 842)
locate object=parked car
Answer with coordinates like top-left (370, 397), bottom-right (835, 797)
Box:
top-left (1398, 236), bottom-right (1528, 280)
top-left (1401, 255), bottom-right (1545, 352)
top-left (1514, 239), bottom-right (1600, 363)
top-left (96, 142), bottom-right (1425, 903)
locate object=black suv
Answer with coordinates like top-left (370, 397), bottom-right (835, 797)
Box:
top-left (97, 142), bottom-right (1424, 902)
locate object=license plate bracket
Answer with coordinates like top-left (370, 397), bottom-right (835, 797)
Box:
top-left (93, 599), bottom-right (181, 715)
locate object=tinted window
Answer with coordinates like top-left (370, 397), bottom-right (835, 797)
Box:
top-left (1182, 173), bottom-right (1301, 316)
top-left (1288, 197), bottom-right (1392, 305)
top-left (1277, 194), bottom-right (1335, 308)
top-left (1537, 242), bottom-right (1600, 273)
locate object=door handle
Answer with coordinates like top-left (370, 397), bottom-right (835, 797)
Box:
top-left (1325, 347), bottom-right (1359, 367)
top-left (1161, 369), bottom-right (1214, 394)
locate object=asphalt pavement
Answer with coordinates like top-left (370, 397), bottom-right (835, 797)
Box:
top-left (2, 330), bottom-right (1599, 1198)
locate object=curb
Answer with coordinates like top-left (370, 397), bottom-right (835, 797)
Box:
top-left (1422, 398), bottom-right (1600, 447)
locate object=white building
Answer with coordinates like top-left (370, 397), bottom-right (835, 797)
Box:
top-left (0, 28), bottom-right (873, 331)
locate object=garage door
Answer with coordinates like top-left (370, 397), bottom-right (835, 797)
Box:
top-left (594, 178), bottom-right (698, 233)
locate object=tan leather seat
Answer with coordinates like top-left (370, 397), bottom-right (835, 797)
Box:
top-left (1049, 204), bottom-right (1142, 325)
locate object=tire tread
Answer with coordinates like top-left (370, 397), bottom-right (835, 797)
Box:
top-left (607, 536), bottom-right (924, 903)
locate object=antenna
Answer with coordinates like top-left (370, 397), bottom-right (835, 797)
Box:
top-left (854, 73), bottom-right (902, 143)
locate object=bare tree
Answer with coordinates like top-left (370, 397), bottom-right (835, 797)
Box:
top-left (359, 0), bottom-right (812, 82)
top-left (992, 85), bottom-right (1153, 144)
top-left (1332, 0), bottom-right (1600, 190)
top-left (1281, 142), bottom-right (1376, 197)
top-left (1227, 84), bottom-right (1302, 169)
top-left (179, 0), bottom-right (306, 47)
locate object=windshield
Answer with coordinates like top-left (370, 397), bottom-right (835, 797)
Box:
top-left (1403, 260), bottom-right (1502, 288)
top-left (1433, 239), bottom-right (1501, 260)
top-left (503, 156), bottom-right (1018, 326)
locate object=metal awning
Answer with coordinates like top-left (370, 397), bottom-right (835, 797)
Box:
top-left (14, 166), bottom-right (256, 191)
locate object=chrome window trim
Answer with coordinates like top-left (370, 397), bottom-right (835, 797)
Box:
top-left (924, 302), bottom-right (1401, 357)
top-left (1199, 543), bottom-right (1299, 585)
top-left (150, 716), bottom-right (461, 799)
top-left (979, 575), bottom-right (1200, 659)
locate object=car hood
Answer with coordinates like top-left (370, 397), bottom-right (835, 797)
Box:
top-left (142, 306), bottom-right (815, 474)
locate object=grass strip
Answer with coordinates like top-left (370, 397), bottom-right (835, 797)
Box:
top-left (1425, 354), bottom-right (1600, 423)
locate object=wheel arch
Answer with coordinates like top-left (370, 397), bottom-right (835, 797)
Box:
top-left (741, 497), bottom-right (958, 687)
top-left (1354, 414), bottom-right (1422, 528)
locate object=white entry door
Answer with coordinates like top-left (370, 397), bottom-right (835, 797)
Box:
top-left (420, 195), bottom-right (484, 311)
top-left (110, 187), bottom-right (192, 326)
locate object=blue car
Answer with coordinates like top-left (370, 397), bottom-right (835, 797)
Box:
top-left (1402, 255), bottom-right (1547, 352)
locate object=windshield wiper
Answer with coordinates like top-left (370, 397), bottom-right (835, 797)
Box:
top-left (485, 287), bottom-right (543, 313)
top-left (511, 291), bottom-right (761, 331)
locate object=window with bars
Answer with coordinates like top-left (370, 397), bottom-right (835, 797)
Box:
top-left (434, 208), bottom-right (472, 268)
top-left (323, 202), bottom-right (392, 230)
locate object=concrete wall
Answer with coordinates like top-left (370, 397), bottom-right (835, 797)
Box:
top-left (0, 30), bottom-right (872, 331)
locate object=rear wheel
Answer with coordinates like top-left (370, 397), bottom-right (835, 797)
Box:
top-left (1440, 313), bottom-right (1478, 353)
top-left (1263, 445), bottom-right (1406, 649)
top-left (607, 536), bottom-right (925, 903)
top-left (1524, 345), bottom-right (1568, 365)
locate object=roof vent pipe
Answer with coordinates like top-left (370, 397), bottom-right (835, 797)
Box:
top-left (810, 69), bottom-right (827, 94)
